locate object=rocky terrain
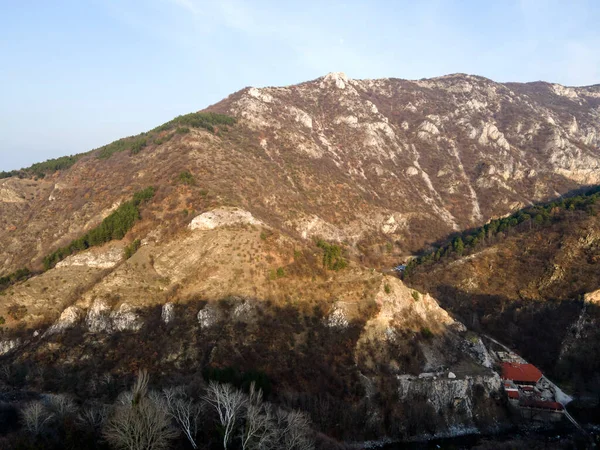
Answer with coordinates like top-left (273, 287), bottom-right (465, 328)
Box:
top-left (2, 73), bottom-right (600, 274)
top-left (405, 194), bottom-right (600, 426)
top-left (1, 72), bottom-right (600, 446)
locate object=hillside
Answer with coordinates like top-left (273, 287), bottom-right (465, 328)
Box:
top-left (404, 190), bottom-right (600, 419)
top-left (2, 73), bottom-right (600, 276)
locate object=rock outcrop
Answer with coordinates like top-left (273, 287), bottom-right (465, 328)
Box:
top-left (189, 207), bottom-right (263, 231)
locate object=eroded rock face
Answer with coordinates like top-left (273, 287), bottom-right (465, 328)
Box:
top-left (232, 299), bottom-right (256, 323)
top-left (110, 303), bottom-right (141, 332)
top-left (85, 299), bottom-right (140, 333)
top-left (45, 306), bottom-right (82, 336)
top-left (3, 73), bottom-right (600, 276)
top-left (86, 299), bottom-right (112, 333)
top-left (396, 372), bottom-right (501, 431)
top-left (372, 278), bottom-right (462, 331)
top-left (325, 305), bottom-right (349, 329)
top-left (197, 304), bottom-right (222, 329)
top-left (55, 246), bottom-right (123, 269)
top-left (0, 186), bottom-right (25, 203)
top-left (189, 207), bottom-right (263, 231)
top-left (161, 303), bottom-right (175, 324)
top-left (0, 338), bottom-right (20, 356)
top-left (585, 288), bottom-right (600, 305)
top-left (209, 73), bottom-right (600, 250)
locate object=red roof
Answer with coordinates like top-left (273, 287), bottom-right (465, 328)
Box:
top-left (501, 363), bottom-right (542, 383)
top-left (507, 391), bottom-right (520, 399)
top-left (520, 399), bottom-right (563, 411)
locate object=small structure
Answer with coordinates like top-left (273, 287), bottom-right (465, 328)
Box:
top-left (507, 391), bottom-right (520, 400)
top-left (501, 362), bottom-right (542, 386)
top-left (394, 264), bottom-right (406, 273)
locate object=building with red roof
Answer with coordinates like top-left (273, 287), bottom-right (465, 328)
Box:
top-left (501, 362), bottom-right (542, 385)
top-left (520, 399), bottom-right (564, 411)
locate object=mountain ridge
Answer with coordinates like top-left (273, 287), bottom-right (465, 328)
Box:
top-left (2, 71), bottom-right (600, 277)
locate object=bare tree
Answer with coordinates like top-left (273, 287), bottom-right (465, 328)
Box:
top-left (240, 383), bottom-right (277, 450)
top-left (161, 387), bottom-right (202, 449)
top-left (103, 370), bottom-right (179, 450)
top-left (21, 401), bottom-right (54, 436)
top-left (202, 381), bottom-right (247, 449)
top-left (76, 403), bottom-right (108, 431)
top-left (275, 409), bottom-right (315, 450)
top-left (132, 368), bottom-right (150, 404)
top-left (43, 393), bottom-right (77, 420)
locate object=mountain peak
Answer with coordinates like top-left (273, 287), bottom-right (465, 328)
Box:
top-left (320, 71), bottom-right (350, 89)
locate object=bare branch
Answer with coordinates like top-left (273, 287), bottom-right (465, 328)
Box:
top-left (161, 388), bottom-right (202, 449)
top-left (103, 370), bottom-right (179, 450)
top-left (275, 408), bottom-right (315, 450)
top-left (202, 381), bottom-right (248, 450)
top-left (21, 401), bottom-right (54, 436)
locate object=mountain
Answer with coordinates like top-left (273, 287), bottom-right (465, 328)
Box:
top-left (1, 72), bottom-right (600, 446)
top-left (2, 73), bottom-right (600, 275)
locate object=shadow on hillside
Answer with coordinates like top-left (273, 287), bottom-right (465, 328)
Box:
top-left (0, 299), bottom-right (379, 442)
top-left (0, 295), bottom-right (517, 443)
top-left (432, 284), bottom-right (600, 414)
top-left (432, 285), bottom-right (582, 372)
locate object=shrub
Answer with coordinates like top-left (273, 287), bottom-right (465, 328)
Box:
top-left (129, 138), bottom-right (147, 155)
top-left (411, 291), bottom-right (420, 301)
top-left (384, 283), bottom-right (392, 294)
top-left (8, 305), bottom-right (27, 320)
top-left (316, 239), bottom-right (347, 271)
top-left (421, 327), bottom-right (434, 339)
top-left (0, 316), bottom-right (4, 325)
top-left (152, 112), bottom-right (236, 135)
top-left (276, 267), bottom-right (285, 278)
top-left (0, 267), bottom-right (31, 292)
top-left (124, 239), bottom-right (142, 259)
top-left (177, 171), bottom-right (195, 186)
top-left (97, 134), bottom-right (149, 159)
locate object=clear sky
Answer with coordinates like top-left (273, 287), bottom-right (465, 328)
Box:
top-left (1, 0), bottom-right (599, 171)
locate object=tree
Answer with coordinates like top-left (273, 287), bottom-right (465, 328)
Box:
top-left (162, 387), bottom-right (202, 449)
top-left (453, 237), bottom-right (464, 256)
top-left (21, 401), bottom-right (53, 436)
top-left (203, 381), bottom-right (248, 449)
top-left (275, 409), bottom-right (314, 450)
top-left (240, 383), bottom-right (277, 450)
top-left (76, 403), bottom-right (107, 431)
top-left (103, 370), bottom-right (178, 450)
top-left (43, 393), bottom-right (77, 421)
top-left (534, 214), bottom-right (544, 226)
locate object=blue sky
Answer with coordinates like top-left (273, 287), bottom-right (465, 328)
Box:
top-left (1, 0), bottom-right (599, 171)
